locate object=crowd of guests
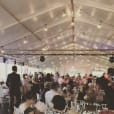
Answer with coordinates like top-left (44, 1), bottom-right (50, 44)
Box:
top-left (4, 66), bottom-right (114, 114)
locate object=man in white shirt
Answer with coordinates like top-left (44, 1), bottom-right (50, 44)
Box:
top-left (45, 82), bottom-right (59, 107)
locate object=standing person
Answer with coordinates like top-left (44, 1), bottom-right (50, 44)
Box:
top-left (6, 66), bottom-right (22, 114)
top-left (31, 73), bottom-right (40, 94)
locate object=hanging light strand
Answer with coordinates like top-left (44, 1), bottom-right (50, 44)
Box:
top-left (70, 0), bottom-right (75, 41)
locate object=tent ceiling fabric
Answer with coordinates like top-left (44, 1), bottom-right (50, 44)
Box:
top-left (0, 0), bottom-right (114, 70)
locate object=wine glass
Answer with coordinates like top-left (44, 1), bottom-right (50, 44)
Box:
top-left (101, 104), bottom-right (108, 110)
top-left (96, 104), bottom-right (102, 113)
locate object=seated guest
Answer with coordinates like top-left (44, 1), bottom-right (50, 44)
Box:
top-left (24, 107), bottom-right (37, 114)
top-left (24, 107), bottom-right (42, 114)
top-left (52, 95), bottom-right (66, 111)
top-left (51, 95), bottom-right (66, 113)
top-left (45, 82), bottom-right (59, 107)
top-left (62, 85), bottom-right (74, 108)
top-left (15, 91), bottom-right (38, 114)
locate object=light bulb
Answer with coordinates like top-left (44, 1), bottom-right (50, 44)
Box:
top-left (1, 49), bottom-right (5, 54)
top-left (62, 12), bottom-right (66, 17)
top-left (44, 27), bottom-right (48, 31)
top-left (71, 22), bottom-right (75, 26)
top-left (97, 20), bottom-right (102, 29)
top-left (23, 40), bottom-right (28, 44)
top-left (44, 24), bottom-right (48, 32)
top-left (97, 24), bottom-right (102, 29)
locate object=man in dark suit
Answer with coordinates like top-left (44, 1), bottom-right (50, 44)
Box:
top-left (6, 66), bottom-right (22, 114)
top-left (96, 73), bottom-right (114, 109)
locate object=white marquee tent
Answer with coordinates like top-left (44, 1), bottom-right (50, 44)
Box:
top-left (0, 0), bottom-right (114, 80)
